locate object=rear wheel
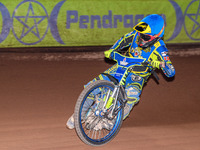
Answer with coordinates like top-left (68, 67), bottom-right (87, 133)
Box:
top-left (74, 80), bottom-right (124, 146)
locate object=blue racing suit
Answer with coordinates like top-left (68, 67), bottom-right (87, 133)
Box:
top-left (86, 30), bottom-right (175, 119)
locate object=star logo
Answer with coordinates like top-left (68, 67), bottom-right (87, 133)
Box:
top-left (184, 0), bottom-right (200, 40)
top-left (12, 0), bottom-right (49, 45)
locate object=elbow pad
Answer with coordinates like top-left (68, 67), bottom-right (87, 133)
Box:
top-left (104, 49), bottom-right (114, 59)
top-left (162, 63), bottom-right (175, 77)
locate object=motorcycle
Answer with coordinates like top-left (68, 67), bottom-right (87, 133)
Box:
top-left (73, 51), bottom-right (159, 146)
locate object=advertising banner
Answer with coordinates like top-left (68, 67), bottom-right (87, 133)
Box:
top-left (0, 0), bottom-right (199, 48)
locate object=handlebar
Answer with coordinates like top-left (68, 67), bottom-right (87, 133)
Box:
top-left (113, 51), bottom-right (160, 82)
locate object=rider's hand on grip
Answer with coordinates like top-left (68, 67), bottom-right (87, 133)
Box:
top-left (150, 60), bottom-right (165, 69)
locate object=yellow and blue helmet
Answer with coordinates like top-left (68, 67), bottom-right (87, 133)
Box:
top-left (133, 14), bottom-right (165, 48)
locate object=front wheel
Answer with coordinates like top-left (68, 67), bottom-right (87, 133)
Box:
top-left (74, 80), bottom-right (124, 146)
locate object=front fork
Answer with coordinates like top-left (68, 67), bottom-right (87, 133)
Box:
top-left (105, 85), bottom-right (120, 109)
top-left (103, 85), bottom-right (125, 119)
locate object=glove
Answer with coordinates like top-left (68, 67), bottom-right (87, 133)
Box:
top-left (151, 61), bottom-right (165, 69)
top-left (104, 49), bottom-right (114, 59)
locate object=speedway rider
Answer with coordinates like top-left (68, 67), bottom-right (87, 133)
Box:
top-left (66, 14), bottom-right (175, 129)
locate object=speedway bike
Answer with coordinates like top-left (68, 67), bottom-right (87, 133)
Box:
top-left (74, 51), bottom-right (158, 146)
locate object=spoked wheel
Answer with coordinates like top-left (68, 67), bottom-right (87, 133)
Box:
top-left (74, 80), bottom-right (124, 146)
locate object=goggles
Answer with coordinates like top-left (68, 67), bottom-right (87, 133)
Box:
top-left (139, 33), bottom-right (156, 41)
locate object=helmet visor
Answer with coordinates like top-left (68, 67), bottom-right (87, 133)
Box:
top-left (134, 22), bottom-right (151, 34)
top-left (134, 22), bottom-right (148, 32)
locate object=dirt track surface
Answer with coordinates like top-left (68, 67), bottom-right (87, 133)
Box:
top-left (0, 53), bottom-right (200, 150)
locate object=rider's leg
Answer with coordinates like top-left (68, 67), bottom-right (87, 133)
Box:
top-left (123, 87), bottom-right (140, 120)
top-left (123, 77), bottom-right (144, 120)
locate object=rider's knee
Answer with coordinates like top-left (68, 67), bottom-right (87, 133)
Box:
top-left (125, 87), bottom-right (140, 104)
top-left (125, 87), bottom-right (140, 98)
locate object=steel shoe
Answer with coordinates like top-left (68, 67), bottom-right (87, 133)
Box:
top-left (66, 114), bottom-right (75, 129)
